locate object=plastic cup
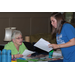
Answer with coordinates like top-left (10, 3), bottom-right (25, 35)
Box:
top-left (49, 50), bottom-right (54, 58)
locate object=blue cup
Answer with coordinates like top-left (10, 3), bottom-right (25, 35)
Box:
top-left (0, 50), bottom-right (1, 62)
top-left (2, 49), bottom-right (7, 62)
top-left (7, 50), bottom-right (11, 62)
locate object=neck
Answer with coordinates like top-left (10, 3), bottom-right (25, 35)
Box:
top-left (14, 43), bottom-right (19, 51)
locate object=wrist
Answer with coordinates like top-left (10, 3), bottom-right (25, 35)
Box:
top-left (13, 55), bottom-right (15, 59)
top-left (11, 55), bottom-right (13, 59)
top-left (12, 55), bottom-right (14, 59)
top-left (14, 55), bottom-right (16, 58)
top-left (58, 45), bottom-right (60, 48)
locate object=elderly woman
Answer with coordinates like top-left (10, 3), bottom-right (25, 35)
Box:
top-left (4, 30), bottom-right (28, 59)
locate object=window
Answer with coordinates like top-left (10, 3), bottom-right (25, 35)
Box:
top-left (65, 12), bottom-right (73, 23)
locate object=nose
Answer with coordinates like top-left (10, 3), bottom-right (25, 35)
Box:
top-left (21, 38), bottom-right (23, 41)
top-left (51, 22), bottom-right (53, 25)
top-left (20, 38), bottom-right (23, 41)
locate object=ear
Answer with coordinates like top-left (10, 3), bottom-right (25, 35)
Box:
top-left (12, 39), bottom-right (15, 43)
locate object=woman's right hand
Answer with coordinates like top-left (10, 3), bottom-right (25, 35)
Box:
top-left (15, 54), bottom-right (23, 58)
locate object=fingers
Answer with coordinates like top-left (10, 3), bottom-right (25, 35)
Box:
top-left (15, 54), bottom-right (23, 58)
top-left (27, 54), bottom-right (31, 57)
top-left (48, 44), bottom-right (52, 48)
top-left (19, 54), bottom-right (23, 57)
top-left (47, 41), bottom-right (49, 43)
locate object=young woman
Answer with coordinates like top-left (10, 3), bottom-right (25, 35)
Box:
top-left (4, 30), bottom-right (28, 59)
top-left (48, 12), bottom-right (75, 62)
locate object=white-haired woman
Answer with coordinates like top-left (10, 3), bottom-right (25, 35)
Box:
top-left (4, 30), bottom-right (28, 59)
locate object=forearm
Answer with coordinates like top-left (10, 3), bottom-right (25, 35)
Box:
top-left (58, 43), bottom-right (73, 48)
top-left (49, 38), bottom-right (75, 49)
top-left (12, 54), bottom-right (23, 59)
top-left (58, 39), bottom-right (75, 48)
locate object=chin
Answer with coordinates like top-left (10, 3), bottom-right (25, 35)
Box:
top-left (19, 43), bottom-right (22, 45)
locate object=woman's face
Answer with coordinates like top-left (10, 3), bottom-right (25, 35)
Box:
top-left (50, 16), bottom-right (57, 28)
top-left (13, 34), bottom-right (23, 46)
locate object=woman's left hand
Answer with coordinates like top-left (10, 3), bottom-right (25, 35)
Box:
top-left (27, 54), bottom-right (31, 57)
top-left (48, 44), bottom-right (59, 49)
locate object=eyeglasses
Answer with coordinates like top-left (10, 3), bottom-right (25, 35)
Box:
top-left (16, 37), bottom-right (23, 40)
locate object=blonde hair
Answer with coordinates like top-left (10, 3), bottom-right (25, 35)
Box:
top-left (11, 30), bottom-right (22, 40)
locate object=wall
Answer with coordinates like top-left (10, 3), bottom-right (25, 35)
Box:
top-left (0, 12), bottom-right (51, 44)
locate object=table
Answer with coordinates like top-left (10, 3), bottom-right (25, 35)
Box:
top-left (11, 51), bottom-right (63, 62)
top-left (11, 54), bottom-right (63, 62)
top-left (50, 59), bottom-right (63, 62)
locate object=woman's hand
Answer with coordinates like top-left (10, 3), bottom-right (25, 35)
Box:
top-left (27, 54), bottom-right (31, 57)
top-left (48, 44), bottom-right (59, 49)
top-left (48, 38), bottom-right (75, 49)
top-left (15, 54), bottom-right (23, 58)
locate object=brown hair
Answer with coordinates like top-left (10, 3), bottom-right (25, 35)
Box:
top-left (50, 12), bottom-right (66, 34)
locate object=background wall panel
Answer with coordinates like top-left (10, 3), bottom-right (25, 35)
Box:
top-left (0, 18), bottom-right (9, 44)
top-left (0, 12), bottom-right (51, 44)
top-left (12, 17), bottom-right (30, 38)
top-left (31, 17), bottom-right (48, 34)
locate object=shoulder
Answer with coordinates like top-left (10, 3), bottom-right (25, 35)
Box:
top-left (63, 23), bottom-right (73, 28)
top-left (4, 41), bottom-right (14, 49)
top-left (19, 42), bottom-right (28, 50)
top-left (5, 41), bottom-right (13, 47)
top-left (21, 42), bottom-right (28, 49)
top-left (22, 42), bottom-right (25, 46)
top-left (62, 23), bottom-right (74, 30)
top-left (20, 42), bottom-right (25, 47)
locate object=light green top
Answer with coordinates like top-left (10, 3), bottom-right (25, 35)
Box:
top-left (4, 41), bottom-right (28, 55)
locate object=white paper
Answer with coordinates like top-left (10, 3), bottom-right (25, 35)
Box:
top-left (22, 49), bottom-right (35, 59)
top-left (34, 38), bottom-right (53, 52)
top-left (52, 50), bottom-right (63, 58)
top-left (53, 51), bottom-right (62, 56)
